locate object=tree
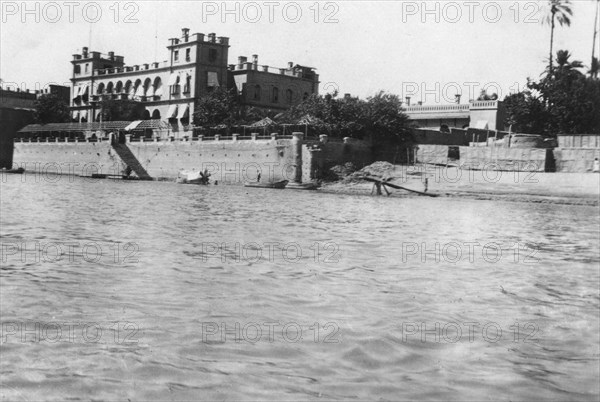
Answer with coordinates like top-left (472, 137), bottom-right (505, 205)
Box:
top-left (33, 93), bottom-right (71, 124)
top-left (192, 87), bottom-right (239, 128)
top-left (281, 91), bottom-right (411, 142)
top-left (505, 49), bottom-right (600, 135)
top-left (542, 0), bottom-right (573, 73)
top-left (98, 98), bottom-right (144, 121)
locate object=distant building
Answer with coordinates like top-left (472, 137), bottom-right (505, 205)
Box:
top-left (0, 87), bottom-right (36, 168)
top-left (36, 84), bottom-right (70, 104)
top-left (70, 28), bottom-right (319, 138)
top-left (405, 100), bottom-right (506, 131)
top-left (229, 56), bottom-right (319, 111)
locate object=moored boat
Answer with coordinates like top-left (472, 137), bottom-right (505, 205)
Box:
top-left (1, 167), bottom-right (25, 174)
top-left (176, 169), bottom-right (210, 185)
top-left (286, 182), bottom-right (320, 190)
top-left (244, 180), bottom-right (289, 189)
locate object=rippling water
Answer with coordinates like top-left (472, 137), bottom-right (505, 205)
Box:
top-left (1, 174), bottom-right (599, 401)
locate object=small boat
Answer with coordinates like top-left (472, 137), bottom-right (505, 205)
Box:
top-left (1, 167), bottom-right (24, 174)
top-left (244, 180), bottom-right (289, 189)
top-left (286, 182), bottom-right (320, 190)
top-left (176, 169), bottom-right (210, 185)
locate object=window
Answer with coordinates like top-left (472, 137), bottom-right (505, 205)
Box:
top-left (183, 75), bottom-right (191, 94)
top-left (272, 87), bottom-right (279, 103)
top-left (74, 65), bottom-right (81, 74)
top-left (254, 85), bottom-right (261, 101)
top-left (186, 48), bottom-right (191, 62)
top-left (85, 64), bottom-right (89, 73)
top-left (209, 48), bottom-right (217, 62)
top-left (171, 75), bottom-right (180, 95)
top-left (174, 50), bottom-right (179, 62)
top-left (286, 89), bottom-right (293, 104)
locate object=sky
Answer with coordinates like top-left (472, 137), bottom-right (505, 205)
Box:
top-left (0, 0), bottom-right (596, 104)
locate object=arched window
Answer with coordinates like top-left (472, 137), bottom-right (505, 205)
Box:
top-left (272, 87), bottom-right (279, 103)
top-left (115, 81), bottom-right (123, 93)
top-left (133, 79), bottom-right (143, 98)
top-left (254, 85), bottom-right (261, 101)
top-left (153, 77), bottom-right (163, 99)
top-left (106, 82), bottom-right (114, 93)
top-left (124, 80), bottom-right (132, 96)
top-left (152, 109), bottom-right (161, 119)
top-left (143, 78), bottom-right (152, 96)
top-left (286, 89), bottom-right (293, 104)
top-left (97, 83), bottom-right (105, 94)
top-left (142, 110), bottom-right (151, 120)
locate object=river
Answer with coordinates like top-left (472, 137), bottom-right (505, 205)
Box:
top-left (1, 173), bottom-right (598, 400)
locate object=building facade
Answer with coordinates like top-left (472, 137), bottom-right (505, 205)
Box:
top-left (0, 87), bottom-right (36, 168)
top-left (70, 28), bottom-right (319, 138)
top-left (405, 100), bottom-right (506, 131)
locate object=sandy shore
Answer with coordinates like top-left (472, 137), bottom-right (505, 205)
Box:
top-left (319, 166), bottom-right (600, 206)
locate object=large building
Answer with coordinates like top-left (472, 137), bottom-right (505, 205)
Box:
top-left (70, 28), bottom-right (319, 137)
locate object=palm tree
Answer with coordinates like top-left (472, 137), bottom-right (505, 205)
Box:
top-left (589, 56), bottom-right (599, 78)
top-left (592, 0), bottom-right (600, 76)
top-left (542, 0), bottom-right (573, 72)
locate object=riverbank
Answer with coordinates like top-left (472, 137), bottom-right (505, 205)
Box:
top-left (319, 165), bottom-right (600, 206)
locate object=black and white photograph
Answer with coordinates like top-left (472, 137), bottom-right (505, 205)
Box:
top-left (1, 0), bottom-right (599, 400)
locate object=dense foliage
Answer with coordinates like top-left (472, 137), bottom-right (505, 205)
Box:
top-left (99, 99), bottom-right (145, 121)
top-left (33, 94), bottom-right (71, 124)
top-left (280, 91), bottom-right (412, 142)
top-left (503, 50), bottom-right (600, 135)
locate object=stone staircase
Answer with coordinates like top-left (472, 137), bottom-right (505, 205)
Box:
top-left (111, 143), bottom-right (152, 180)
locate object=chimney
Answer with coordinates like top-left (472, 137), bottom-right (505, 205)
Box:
top-left (238, 56), bottom-right (247, 69)
top-left (288, 62), bottom-right (293, 69)
top-left (82, 47), bottom-right (88, 57)
top-left (418, 101), bottom-right (423, 106)
top-left (279, 68), bottom-right (286, 75)
top-left (108, 51), bottom-right (114, 60)
top-left (182, 28), bottom-right (190, 41)
top-left (262, 65), bottom-right (269, 72)
top-left (455, 94), bottom-right (461, 104)
top-left (344, 93), bottom-right (351, 98)
top-left (252, 54), bottom-right (258, 70)
top-left (405, 96), bottom-right (411, 106)
top-left (208, 33), bottom-right (216, 42)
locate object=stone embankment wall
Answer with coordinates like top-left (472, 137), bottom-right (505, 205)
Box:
top-left (12, 140), bottom-right (124, 176)
top-left (11, 134), bottom-right (373, 182)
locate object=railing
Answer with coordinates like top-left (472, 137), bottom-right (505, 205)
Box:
top-left (405, 104), bottom-right (470, 113)
top-left (470, 100), bottom-right (499, 109)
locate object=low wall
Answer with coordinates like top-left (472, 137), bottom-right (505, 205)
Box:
top-left (415, 145), bottom-right (452, 165)
top-left (459, 146), bottom-right (549, 172)
top-left (557, 134), bottom-right (600, 149)
top-left (12, 141), bottom-right (124, 175)
top-left (554, 148), bottom-right (600, 173)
